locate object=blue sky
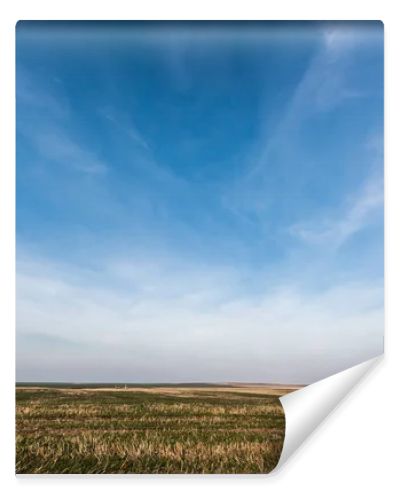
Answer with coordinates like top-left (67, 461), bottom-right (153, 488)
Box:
top-left (16, 21), bottom-right (384, 383)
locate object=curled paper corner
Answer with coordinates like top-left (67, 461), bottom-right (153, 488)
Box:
top-left (275, 355), bottom-right (383, 471)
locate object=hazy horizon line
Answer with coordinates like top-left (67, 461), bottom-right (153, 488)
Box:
top-left (15, 380), bottom-right (306, 387)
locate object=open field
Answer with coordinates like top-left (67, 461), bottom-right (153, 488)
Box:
top-left (16, 384), bottom-right (299, 474)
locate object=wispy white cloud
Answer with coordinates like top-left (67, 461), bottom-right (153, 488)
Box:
top-left (32, 128), bottom-right (108, 175)
top-left (16, 251), bottom-right (383, 383)
top-left (223, 25), bottom-right (376, 221)
top-left (16, 69), bottom-right (70, 119)
top-left (17, 72), bottom-right (108, 175)
top-left (99, 105), bottom-right (150, 151)
top-left (255, 26), bottom-right (368, 170)
top-left (289, 170), bottom-right (383, 249)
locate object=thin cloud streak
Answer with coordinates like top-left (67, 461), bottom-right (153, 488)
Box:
top-left (251, 25), bottom-right (367, 176)
top-left (17, 72), bottom-right (109, 176)
top-left (289, 171), bottom-right (383, 249)
top-left (33, 129), bottom-right (108, 175)
top-left (99, 105), bottom-right (151, 151)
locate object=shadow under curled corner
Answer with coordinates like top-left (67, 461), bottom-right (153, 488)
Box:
top-left (275, 356), bottom-right (383, 472)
